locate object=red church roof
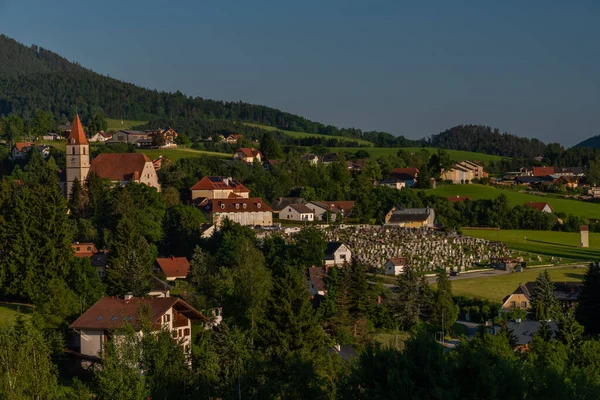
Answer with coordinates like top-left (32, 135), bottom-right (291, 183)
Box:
top-left (90, 153), bottom-right (151, 182)
top-left (67, 115), bottom-right (88, 145)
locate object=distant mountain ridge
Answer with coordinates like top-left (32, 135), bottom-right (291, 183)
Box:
top-left (574, 135), bottom-right (600, 149)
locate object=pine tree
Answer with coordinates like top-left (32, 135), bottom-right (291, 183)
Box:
top-left (576, 262), bottom-right (600, 334)
top-left (392, 267), bottom-right (432, 330)
top-left (531, 270), bottom-right (560, 321)
top-left (432, 269), bottom-right (458, 332)
top-left (68, 177), bottom-right (88, 219)
top-left (106, 218), bottom-right (153, 297)
top-left (557, 310), bottom-right (584, 346)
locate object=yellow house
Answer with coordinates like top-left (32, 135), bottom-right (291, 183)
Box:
top-left (500, 283), bottom-right (533, 312)
top-left (384, 207), bottom-right (435, 228)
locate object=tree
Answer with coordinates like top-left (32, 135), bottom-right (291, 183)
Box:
top-left (87, 110), bottom-right (108, 134)
top-left (531, 270), bottom-right (561, 321)
top-left (152, 132), bottom-right (166, 148)
top-left (576, 262), bottom-right (600, 334)
top-left (392, 267), bottom-right (432, 330)
top-left (106, 218), bottom-right (153, 297)
top-left (0, 114), bottom-right (25, 144)
top-left (292, 226), bottom-right (327, 269)
top-left (557, 310), bottom-right (584, 346)
top-left (32, 110), bottom-right (55, 137)
top-left (432, 269), bottom-right (458, 332)
top-left (162, 204), bottom-right (206, 258)
top-left (260, 131), bottom-right (284, 159)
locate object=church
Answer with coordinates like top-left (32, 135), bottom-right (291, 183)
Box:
top-left (65, 115), bottom-right (161, 196)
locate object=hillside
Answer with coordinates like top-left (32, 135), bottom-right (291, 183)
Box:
top-left (243, 123), bottom-right (374, 146)
top-left (429, 184), bottom-right (600, 219)
top-left (328, 147), bottom-right (506, 163)
top-left (574, 135), bottom-right (600, 149)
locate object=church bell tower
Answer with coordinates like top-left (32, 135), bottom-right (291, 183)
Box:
top-left (66, 115), bottom-right (90, 197)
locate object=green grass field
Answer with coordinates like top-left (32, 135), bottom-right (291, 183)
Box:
top-left (451, 266), bottom-right (585, 302)
top-left (326, 147), bottom-right (506, 163)
top-left (0, 303), bottom-right (33, 326)
top-left (429, 184), bottom-right (600, 219)
top-left (463, 229), bottom-right (600, 261)
top-left (106, 119), bottom-right (147, 131)
top-left (140, 147), bottom-right (230, 162)
top-left (244, 123), bottom-right (375, 146)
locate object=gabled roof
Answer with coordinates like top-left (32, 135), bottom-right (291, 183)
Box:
top-left (288, 204), bottom-right (315, 214)
top-left (236, 148), bottom-right (261, 158)
top-left (272, 197), bottom-right (306, 211)
top-left (308, 267), bottom-right (328, 292)
top-left (212, 198), bottom-right (272, 213)
top-left (507, 321), bottom-right (558, 346)
top-left (190, 176), bottom-right (250, 193)
top-left (524, 202), bottom-right (552, 212)
top-left (533, 166), bottom-right (555, 176)
top-left (155, 256), bottom-right (190, 278)
top-left (90, 153), bottom-right (152, 182)
top-left (14, 142), bottom-right (35, 152)
top-left (391, 168), bottom-right (419, 179)
top-left (388, 257), bottom-right (408, 266)
top-left (325, 241), bottom-right (346, 256)
top-left (67, 115), bottom-right (88, 145)
top-left (69, 296), bottom-right (208, 330)
top-left (72, 243), bottom-right (98, 258)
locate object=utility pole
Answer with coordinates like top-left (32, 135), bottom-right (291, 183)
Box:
top-left (442, 308), bottom-right (445, 345)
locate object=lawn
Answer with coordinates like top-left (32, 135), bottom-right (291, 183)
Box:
top-left (139, 147), bottom-right (230, 162)
top-left (326, 147), bottom-right (506, 163)
top-left (0, 303), bottom-right (33, 326)
top-left (106, 119), bottom-right (147, 131)
top-left (463, 229), bottom-right (600, 261)
top-left (244, 123), bottom-right (375, 146)
top-left (429, 184), bottom-right (600, 219)
top-left (450, 266), bottom-right (585, 302)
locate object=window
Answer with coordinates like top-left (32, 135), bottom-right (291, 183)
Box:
top-left (221, 204), bottom-right (225, 209)
top-left (178, 329), bottom-right (183, 337)
top-left (72, 147), bottom-right (75, 155)
top-left (510, 301), bottom-right (516, 308)
top-left (257, 203), bottom-right (261, 209)
top-left (243, 203), bottom-right (247, 209)
top-left (172, 330), bottom-right (177, 338)
top-left (235, 203), bottom-right (239, 209)
top-left (163, 314), bottom-right (170, 323)
top-left (83, 147), bottom-right (86, 155)
top-left (521, 301), bottom-right (527, 308)
top-left (184, 328), bottom-right (190, 336)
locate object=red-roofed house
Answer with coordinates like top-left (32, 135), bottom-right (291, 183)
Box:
top-left (155, 256), bottom-right (191, 281)
top-left (222, 134), bottom-right (244, 144)
top-left (384, 257), bottom-right (408, 275)
top-left (233, 148), bottom-right (262, 164)
top-left (72, 243), bottom-right (98, 258)
top-left (524, 202), bottom-right (553, 213)
top-left (11, 142), bottom-right (35, 160)
top-left (211, 198), bottom-right (273, 227)
top-left (190, 176), bottom-right (250, 200)
top-left (69, 295), bottom-right (208, 362)
top-left (533, 166), bottom-right (555, 177)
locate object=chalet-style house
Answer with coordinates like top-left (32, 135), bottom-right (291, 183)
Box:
top-left (306, 201), bottom-right (355, 222)
top-left (384, 207), bottom-right (435, 228)
top-left (222, 134), bottom-right (244, 144)
top-left (524, 202), bottom-right (553, 213)
top-left (154, 256), bottom-right (190, 281)
top-left (233, 148), bottom-right (262, 164)
top-left (72, 243), bottom-right (98, 258)
top-left (441, 161), bottom-right (488, 184)
top-left (11, 142), bottom-right (35, 160)
top-left (302, 153), bottom-right (320, 165)
top-left (145, 128), bottom-right (178, 143)
top-left (64, 115), bottom-right (161, 196)
top-left (280, 204), bottom-right (315, 221)
top-left (190, 176), bottom-right (250, 200)
top-left (384, 257), bottom-right (408, 275)
top-left (555, 175), bottom-right (580, 188)
top-left (88, 131), bottom-right (112, 142)
top-left (553, 167), bottom-right (584, 177)
top-left (500, 281), bottom-right (582, 313)
top-left (70, 295), bottom-right (208, 363)
top-left (307, 267), bottom-right (328, 297)
top-left (389, 168), bottom-right (419, 187)
top-left (210, 198), bottom-right (273, 227)
top-left (324, 242), bottom-right (352, 267)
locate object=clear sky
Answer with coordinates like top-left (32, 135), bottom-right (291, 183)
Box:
top-left (0, 0), bottom-right (598, 146)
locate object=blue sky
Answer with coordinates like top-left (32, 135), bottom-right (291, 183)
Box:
top-left (1, 0), bottom-right (599, 145)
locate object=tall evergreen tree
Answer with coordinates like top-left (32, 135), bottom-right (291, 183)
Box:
top-left (392, 267), bottom-right (432, 330)
top-left (576, 262), bottom-right (600, 334)
top-left (106, 217), bottom-right (153, 297)
top-left (531, 270), bottom-right (561, 321)
top-left (432, 269), bottom-right (458, 332)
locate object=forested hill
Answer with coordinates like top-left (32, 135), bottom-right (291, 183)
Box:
top-left (427, 125), bottom-right (548, 159)
top-left (0, 34), bottom-right (411, 144)
top-left (574, 135), bottom-right (600, 149)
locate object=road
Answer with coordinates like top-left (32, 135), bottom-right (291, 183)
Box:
top-left (427, 269), bottom-right (511, 284)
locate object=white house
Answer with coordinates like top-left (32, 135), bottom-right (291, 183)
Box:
top-left (523, 202), bottom-right (553, 214)
top-left (384, 257), bottom-right (408, 276)
top-left (280, 204), bottom-right (315, 221)
top-left (378, 178), bottom-right (406, 191)
top-left (69, 295), bottom-right (208, 364)
top-left (324, 242), bottom-right (352, 267)
top-left (210, 198), bottom-right (273, 227)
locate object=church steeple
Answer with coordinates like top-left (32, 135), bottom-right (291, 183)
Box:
top-left (65, 115), bottom-right (90, 197)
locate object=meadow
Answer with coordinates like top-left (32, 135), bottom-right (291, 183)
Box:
top-left (463, 229), bottom-right (600, 261)
top-left (244, 123), bottom-right (375, 146)
top-left (429, 184), bottom-right (600, 219)
top-left (450, 266), bottom-right (585, 302)
top-left (106, 119), bottom-right (147, 131)
top-left (326, 147), bottom-right (506, 163)
top-left (0, 303), bottom-right (33, 326)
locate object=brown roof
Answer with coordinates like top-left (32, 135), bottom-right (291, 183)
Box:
top-left (90, 153), bottom-right (151, 182)
top-left (155, 256), bottom-right (190, 279)
top-left (228, 134), bottom-right (244, 140)
top-left (67, 115), bottom-right (88, 145)
top-left (391, 168), bottom-right (419, 178)
top-left (236, 148), bottom-right (261, 158)
top-left (388, 257), bottom-right (408, 266)
top-left (69, 296), bottom-right (208, 330)
top-left (533, 166), bottom-right (554, 176)
top-left (448, 196), bottom-right (472, 203)
top-left (190, 176), bottom-right (250, 193)
top-left (14, 142), bottom-right (35, 152)
top-left (308, 267), bottom-right (328, 292)
top-left (524, 202), bottom-right (552, 212)
top-left (212, 198), bottom-right (272, 213)
top-left (288, 203), bottom-right (315, 214)
top-left (72, 243), bottom-right (98, 258)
